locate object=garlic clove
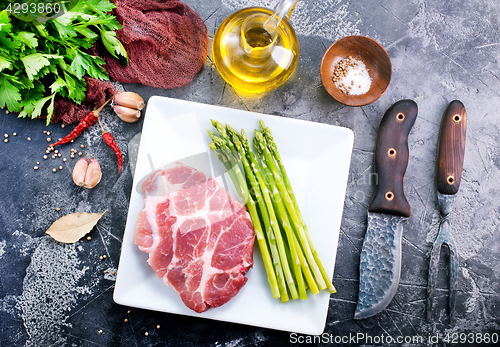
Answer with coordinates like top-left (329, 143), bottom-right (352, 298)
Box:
top-left (113, 105), bottom-right (142, 123)
top-left (83, 157), bottom-right (102, 189)
top-left (113, 92), bottom-right (145, 110)
top-left (73, 156), bottom-right (89, 187)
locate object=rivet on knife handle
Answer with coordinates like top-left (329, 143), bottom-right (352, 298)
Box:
top-left (368, 99), bottom-right (418, 217)
top-left (437, 100), bottom-right (467, 195)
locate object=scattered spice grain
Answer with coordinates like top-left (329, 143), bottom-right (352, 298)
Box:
top-left (27, 137), bottom-right (31, 141)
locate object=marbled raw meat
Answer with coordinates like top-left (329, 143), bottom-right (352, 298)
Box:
top-left (134, 162), bottom-right (254, 312)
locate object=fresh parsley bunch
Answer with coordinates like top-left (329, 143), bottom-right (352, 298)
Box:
top-left (0, 0), bottom-right (128, 124)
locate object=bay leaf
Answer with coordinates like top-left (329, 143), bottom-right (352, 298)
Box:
top-left (46, 210), bottom-right (107, 243)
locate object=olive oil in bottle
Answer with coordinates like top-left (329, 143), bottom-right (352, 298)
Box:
top-left (212, 6), bottom-right (299, 94)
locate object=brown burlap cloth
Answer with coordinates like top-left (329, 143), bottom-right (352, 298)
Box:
top-left (51, 0), bottom-right (209, 124)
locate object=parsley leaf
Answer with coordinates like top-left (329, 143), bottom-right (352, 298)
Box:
top-left (16, 31), bottom-right (38, 49)
top-left (50, 77), bottom-right (66, 94)
top-left (21, 53), bottom-right (62, 80)
top-left (101, 30), bottom-right (128, 61)
top-left (0, 55), bottom-right (11, 72)
top-left (0, 73), bottom-right (21, 111)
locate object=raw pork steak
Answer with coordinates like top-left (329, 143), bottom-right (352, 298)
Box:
top-left (134, 162), bottom-right (255, 312)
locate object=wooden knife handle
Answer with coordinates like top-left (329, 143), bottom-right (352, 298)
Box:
top-left (368, 100), bottom-right (418, 217)
top-left (437, 100), bottom-right (467, 195)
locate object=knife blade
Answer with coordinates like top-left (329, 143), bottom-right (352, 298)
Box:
top-left (354, 99), bottom-right (417, 320)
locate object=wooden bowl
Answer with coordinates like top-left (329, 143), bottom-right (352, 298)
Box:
top-left (320, 36), bottom-right (392, 106)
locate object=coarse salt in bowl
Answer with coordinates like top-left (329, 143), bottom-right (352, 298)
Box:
top-left (320, 36), bottom-right (392, 107)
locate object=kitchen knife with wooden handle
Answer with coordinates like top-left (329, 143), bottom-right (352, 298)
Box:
top-left (355, 99), bottom-right (417, 319)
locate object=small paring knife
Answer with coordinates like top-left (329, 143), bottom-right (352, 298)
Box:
top-left (354, 99), bottom-right (418, 320)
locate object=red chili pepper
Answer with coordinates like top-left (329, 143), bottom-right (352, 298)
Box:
top-left (51, 96), bottom-right (114, 147)
top-left (102, 131), bottom-right (122, 173)
top-left (51, 111), bottom-right (98, 146)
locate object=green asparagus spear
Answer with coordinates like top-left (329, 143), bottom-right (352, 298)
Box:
top-left (254, 130), bottom-right (327, 291)
top-left (228, 130), bottom-right (290, 302)
top-left (255, 143), bottom-right (318, 297)
top-left (260, 120), bottom-right (336, 293)
top-left (238, 128), bottom-right (302, 299)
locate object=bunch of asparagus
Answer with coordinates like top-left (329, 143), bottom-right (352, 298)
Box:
top-left (208, 120), bottom-right (336, 302)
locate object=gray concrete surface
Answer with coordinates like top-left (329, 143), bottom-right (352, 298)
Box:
top-left (1, 0), bottom-right (499, 346)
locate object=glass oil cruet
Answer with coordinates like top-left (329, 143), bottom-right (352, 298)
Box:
top-left (212, 0), bottom-right (299, 94)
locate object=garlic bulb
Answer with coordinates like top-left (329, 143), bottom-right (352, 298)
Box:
top-left (113, 92), bottom-right (145, 123)
top-left (73, 156), bottom-right (102, 189)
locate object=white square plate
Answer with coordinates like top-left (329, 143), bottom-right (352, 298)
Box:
top-left (114, 96), bottom-right (354, 335)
